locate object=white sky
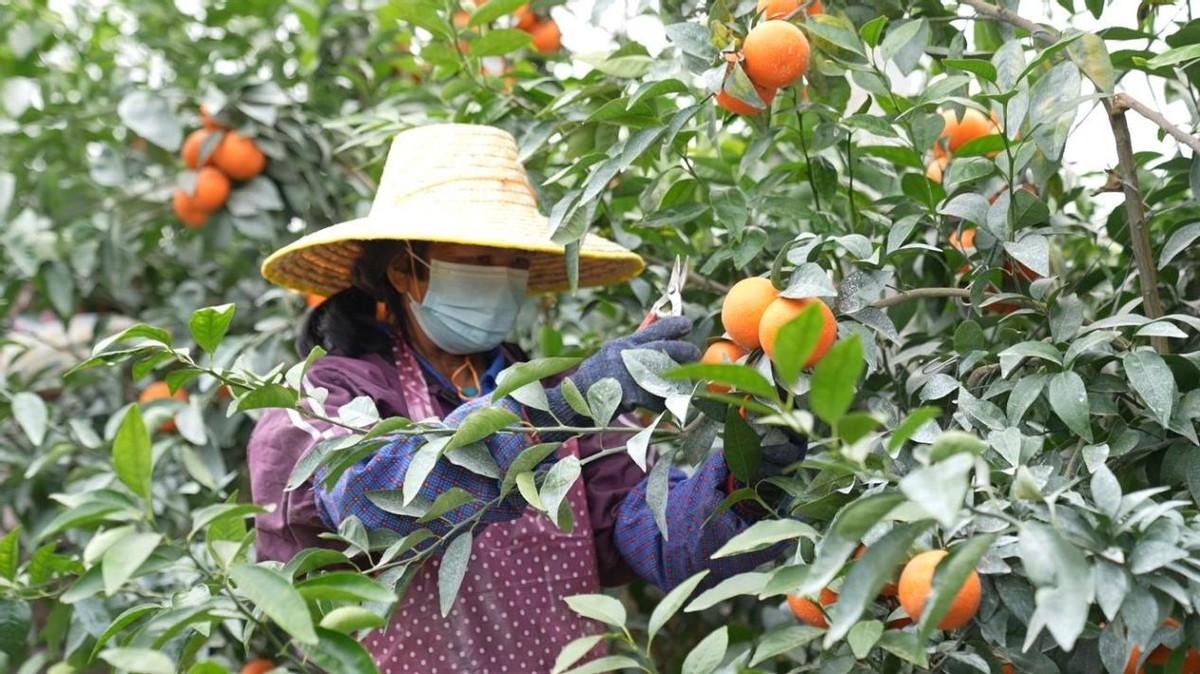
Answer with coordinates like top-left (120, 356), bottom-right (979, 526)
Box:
top-left (550, 0), bottom-right (1198, 199)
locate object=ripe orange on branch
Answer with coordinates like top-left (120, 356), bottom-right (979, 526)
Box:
top-left (742, 21), bottom-right (810, 89)
top-left (897, 550), bottom-right (981, 630)
top-left (758, 296), bottom-right (836, 365)
top-left (925, 155), bottom-right (949, 183)
top-left (182, 129), bottom-right (213, 169)
top-left (787, 587), bottom-right (837, 627)
top-left (191, 167), bottom-right (231, 211)
top-left (529, 20), bottom-right (561, 54)
top-left (701, 340), bottom-right (748, 393)
top-left (936, 108), bottom-right (1001, 155)
top-left (513, 5), bottom-right (537, 30)
top-left (756, 0), bottom-right (823, 19)
top-left (139, 381), bottom-right (188, 433)
top-left (172, 190), bottom-right (209, 229)
top-left (716, 66), bottom-right (777, 117)
top-left (212, 131), bottom-right (267, 181)
top-left (241, 659), bottom-right (277, 674)
top-left (721, 277), bottom-right (778, 351)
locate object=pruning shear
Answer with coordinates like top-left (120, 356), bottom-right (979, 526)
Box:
top-left (638, 255), bottom-right (688, 329)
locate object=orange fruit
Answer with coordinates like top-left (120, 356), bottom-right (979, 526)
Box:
top-left (514, 5), bottom-right (537, 31)
top-left (897, 550), bottom-right (981, 630)
top-left (949, 228), bottom-right (976, 253)
top-left (530, 20), bottom-right (561, 54)
top-left (453, 10), bottom-right (470, 27)
top-left (1124, 619), bottom-right (1199, 673)
top-left (853, 544), bottom-right (899, 596)
top-left (192, 167), bottom-right (231, 212)
top-left (241, 659), bottom-right (276, 674)
top-left (199, 104), bottom-right (227, 130)
top-left (716, 71), bottom-right (777, 116)
top-left (305, 292), bottom-right (326, 308)
top-left (212, 131), bottom-right (267, 181)
top-left (758, 297), bottom-right (836, 366)
top-left (721, 277), bottom-right (778, 351)
top-left (701, 340), bottom-right (748, 393)
top-left (742, 20), bottom-right (810, 89)
top-left (173, 190), bottom-right (209, 229)
top-left (1001, 665), bottom-right (1014, 674)
top-left (756, 0), bottom-right (823, 18)
top-left (787, 587), bottom-right (837, 628)
top-left (139, 381), bottom-right (188, 433)
top-left (938, 108), bottom-right (1000, 154)
top-left (182, 129), bottom-right (213, 169)
top-left (925, 155), bottom-right (949, 183)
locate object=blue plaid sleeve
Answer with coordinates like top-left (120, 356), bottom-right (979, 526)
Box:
top-left (313, 397), bottom-right (536, 536)
top-left (613, 451), bottom-right (786, 592)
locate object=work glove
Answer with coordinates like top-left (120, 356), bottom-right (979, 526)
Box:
top-left (528, 316), bottom-right (701, 438)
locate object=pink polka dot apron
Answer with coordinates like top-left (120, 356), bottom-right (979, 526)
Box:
top-left (365, 340), bottom-right (605, 673)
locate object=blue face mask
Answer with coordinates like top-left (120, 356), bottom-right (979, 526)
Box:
top-left (408, 260), bottom-right (529, 355)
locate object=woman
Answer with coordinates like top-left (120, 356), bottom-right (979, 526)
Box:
top-left (249, 124), bottom-right (805, 673)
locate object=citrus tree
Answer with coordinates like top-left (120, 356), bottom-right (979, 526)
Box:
top-left (2, 0), bottom-right (1200, 672)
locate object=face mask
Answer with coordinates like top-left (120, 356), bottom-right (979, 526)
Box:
top-left (408, 260), bottom-right (529, 355)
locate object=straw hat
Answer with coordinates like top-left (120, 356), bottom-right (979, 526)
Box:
top-left (261, 123), bottom-right (644, 295)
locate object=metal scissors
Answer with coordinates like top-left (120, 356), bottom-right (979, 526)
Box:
top-left (638, 255), bottom-right (687, 329)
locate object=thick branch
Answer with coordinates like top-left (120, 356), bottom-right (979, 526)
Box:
top-left (1114, 93), bottom-right (1200, 155)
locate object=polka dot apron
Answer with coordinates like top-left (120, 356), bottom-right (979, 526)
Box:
top-left (365, 340), bottom-right (605, 673)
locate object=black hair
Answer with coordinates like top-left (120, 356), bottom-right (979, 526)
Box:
top-left (296, 241), bottom-right (428, 358)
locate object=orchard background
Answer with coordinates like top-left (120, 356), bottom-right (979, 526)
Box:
top-left (2, 0), bottom-right (1200, 672)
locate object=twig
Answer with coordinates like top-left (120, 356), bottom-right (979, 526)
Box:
top-left (1114, 93), bottom-right (1200, 156)
top-left (957, 0), bottom-right (1170, 354)
top-left (871, 287), bottom-right (970, 308)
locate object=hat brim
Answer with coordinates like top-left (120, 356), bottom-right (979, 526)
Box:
top-left (261, 214), bottom-right (645, 296)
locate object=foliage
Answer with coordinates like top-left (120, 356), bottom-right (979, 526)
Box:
top-left (2, 0), bottom-right (1200, 672)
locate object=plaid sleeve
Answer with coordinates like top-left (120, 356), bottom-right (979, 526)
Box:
top-left (313, 397), bottom-right (535, 536)
top-left (613, 451), bottom-right (787, 592)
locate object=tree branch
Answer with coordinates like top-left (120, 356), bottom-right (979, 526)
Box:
top-left (957, 0), bottom-right (1170, 353)
top-left (872, 287), bottom-right (970, 308)
top-left (1114, 93), bottom-right (1200, 155)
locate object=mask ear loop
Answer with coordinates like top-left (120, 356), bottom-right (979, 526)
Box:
top-left (403, 241), bottom-right (431, 304)
top-left (450, 358), bottom-right (483, 400)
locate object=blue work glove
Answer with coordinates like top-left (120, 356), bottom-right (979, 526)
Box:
top-left (528, 316), bottom-right (701, 438)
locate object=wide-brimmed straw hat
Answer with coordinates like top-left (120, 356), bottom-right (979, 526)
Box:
top-left (261, 123), bottom-right (644, 295)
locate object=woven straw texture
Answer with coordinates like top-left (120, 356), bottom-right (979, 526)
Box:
top-left (261, 124), bottom-right (644, 295)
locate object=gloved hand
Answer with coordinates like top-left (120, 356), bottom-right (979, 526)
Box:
top-left (529, 316), bottom-right (701, 437)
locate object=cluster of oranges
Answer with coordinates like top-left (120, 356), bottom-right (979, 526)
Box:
top-left (701, 277), bottom-right (836, 389)
top-left (1123, 618), bottom-right (1200, 674)
top-left (788, 547), bottom-right (982, 632)
top-left (172, 105), bottom-right (268, 229)
top-left (513, 5), bottom-right (561, 55)
top-left (715, 0), bottom-right (819, 116)
top-left (924, 108), bottom-right (1002, 183)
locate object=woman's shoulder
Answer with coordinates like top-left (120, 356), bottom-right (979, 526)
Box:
top-left (302, 352), bottom-right (409, 414)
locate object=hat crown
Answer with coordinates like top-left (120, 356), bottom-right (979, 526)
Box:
top-left (370, 123), bottom-right (540, 222)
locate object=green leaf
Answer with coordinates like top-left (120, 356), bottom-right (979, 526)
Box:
top-left (681, 626), bottom-right (728, 674)
top-left (229, 564), bottom-right (318, 644)
top-left (585, 377), bottom-right (621, 428)
top-left (492, 357), bottom-right (582, 401)
top-left (117, 91), bottom-right (182, 151)
top-left (102, 532), bottom-right (161, 596)
top-left (784, 493), bottom-right (905, 599)
top-left (445, 406), bottom-right (520, 451)
top-left (625, 414), bottom-right (660, 471)
top-left (1048, 371), bottom-right (1093, 442)
top-left (113, 405), bottom-right (152, 501)
top-left (1067, 32), bottom-right (1114, 93)
top-left (1145, 43), bottom-right (1200, 69)
top-left (848, 620), bottom-right (884, 659)
top-left (648, 571), bottom-right (709, 645)
top-left (810, 334), bottom-right (864, 425)
top-left (319, 606), bottom-right (388, 634)
top-left (0, 526), bottom-right (19, 580)
top-left (417, 487), bottom-right (475, 524)
top-left (888, 407), bottom-right (940, 450)
top-left (824, 521), bottom-right (932, 646)
top-left (560, 656), bottom-right (642, 674)
top-left (664, 363), bottom-right (778, 401)
top-left (563, 593), bottom-right (626, 628)
top-left (1124, 350), bottom-right (1176, 427)
top-left (723, 411), bottom-right (761, 484)
top-left (438, 532), bottom-right (473, 617)
top-left (1018, 523), bottom-right (1090, 651)
top-left (469, 28), bottom-right (532, 57)
top-left (469, 0), bottom-right (526, 26)
top-left (859, 16), bottom-right (889, 48)
top-left (915, 535), bottom-right (995, 641)
top-left (943, 58), bottom-right (997, 82)
top-left (551, 634), bottom-right (605, 674)
top-left (771, 302), bottom-right (830, 387)
top-left (11, 392), bottom-right (48, 446)
top-left (299, 627), bottom-right (381, 674)
top-left (188, 304), bottom-right (236, 356)
top-left (712, 519), bottom-right (817, 558)
top-left (236, 383), bottom-right (299, 411)
top-left (188, 503), bottom-right (268, 540)
top-left (928, 430), bottom-right (987, 462)
top-left (539, 455), bottom-right (581, 529)
top-left (99, 648), bottom-right (177, 674)
top-left (900, 453), bottom-right (974, 527)
top-left (749, 624), bottom-right (824, 666)
top-left (89, 604), bottom-right (159, 661)
top-left (296, 572), bottom-right (394, 603)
